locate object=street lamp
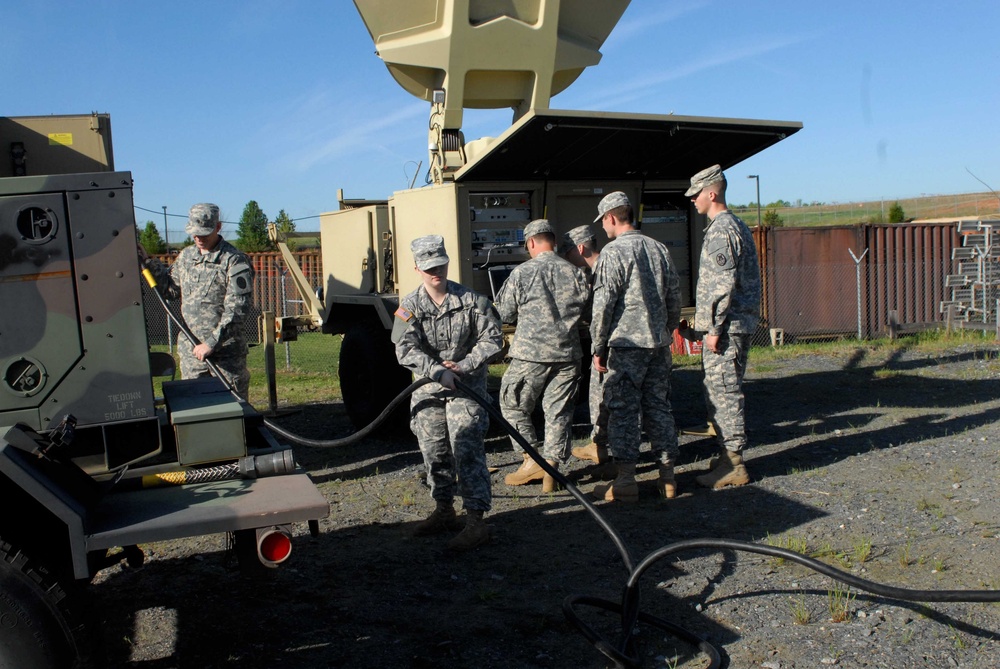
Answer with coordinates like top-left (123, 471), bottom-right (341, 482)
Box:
top-left (747, 174), bottom-right (761, 228)
top-left (162, 205), bottom-right (170, 250)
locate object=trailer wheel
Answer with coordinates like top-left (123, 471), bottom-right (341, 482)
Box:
top-left (0, 539), bottom-right (102, 668)
top-left (339, 321), bottom-right (412, 432)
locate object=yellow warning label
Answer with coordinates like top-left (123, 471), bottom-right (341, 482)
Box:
top-left (48, 133), bottom-right (74, 146)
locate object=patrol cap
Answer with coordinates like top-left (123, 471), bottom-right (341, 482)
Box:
top-left (411, 234), bottom-right (449, 270)
top-left (564, 224), bottom-right (596, 245)
top-left (523, 219), bottom-right (554, 240)
top-left (186, 203), bottom-right (221, 236)
top-left (685, 164), bottom-right (726, 197)
top-left (593, 191), bottom-right (630, 222)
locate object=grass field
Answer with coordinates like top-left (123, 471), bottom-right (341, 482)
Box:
top-left (156, 327), bottom-right (997, 413)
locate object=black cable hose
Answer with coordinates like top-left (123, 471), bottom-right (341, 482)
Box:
top-left (143, 279), bottom-right (1000, 667)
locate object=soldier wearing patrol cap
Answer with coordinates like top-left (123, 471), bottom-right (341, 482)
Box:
top-left (393, 234), bottom-right (502, 552)
top-left (557, 225), bottom-right (610, 463)
top-left (496, 220), bottom-right (589, 492)
top-left (140, 203), bottom-right (254, 399)
top-left (588, 191), bottom-right (682, 502)
top-left (679, 165), bottom-right (762, 489)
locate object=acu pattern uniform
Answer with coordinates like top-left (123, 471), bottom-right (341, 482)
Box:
top-left (146, 232), bottom-right (254, 398)
top-left (591, 227), bottom-right (682, 468)
top-left (694, 208), bottom-right (760, 455)
top-left (394, 277), bottom-right (502, 518)
top-left (497, 220), bottom-right (590, 486)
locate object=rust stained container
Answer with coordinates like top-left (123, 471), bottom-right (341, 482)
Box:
top-left (756, 223), bottom-right (959, 339)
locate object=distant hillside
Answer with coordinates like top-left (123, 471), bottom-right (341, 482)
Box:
top-left (732, 190), bottom-right (999, 227)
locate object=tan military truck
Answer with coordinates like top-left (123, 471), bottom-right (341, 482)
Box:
top-left (0, 115), bottom-right (328, 667)
top-left (275, 0), bottom-right (802, 427)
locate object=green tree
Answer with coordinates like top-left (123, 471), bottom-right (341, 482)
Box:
top-left (763, 208), bottom-right (783, 227)
top-left (888, 201), bottom-right (906, 223)
top-left (273, 209), bottom-right (297, 251)
top-left (138, 220), bottom-right (166, 254)
top-left (236, 200), bottom-right (272, 252)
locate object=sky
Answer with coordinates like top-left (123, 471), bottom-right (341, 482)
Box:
top-left (5, 1), bottom-right (1000, 236)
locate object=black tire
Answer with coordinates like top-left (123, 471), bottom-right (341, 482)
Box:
top-left (0, 538), bottom-right (102, 669)
top-left (339, 321), bottom-right (412, 433)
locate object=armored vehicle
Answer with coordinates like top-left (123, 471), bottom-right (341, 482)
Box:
top-left (276, 0), bottom-right (801, 427)
top-left (0, 115), bottom-right (328, 667)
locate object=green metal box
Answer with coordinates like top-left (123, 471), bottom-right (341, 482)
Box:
top-left (163, 379), bottom-right (246, 466)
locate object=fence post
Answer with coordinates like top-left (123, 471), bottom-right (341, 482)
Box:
top-left (262, 310), bottom-right (278, 415)
top-left (848, 247), bottom-right (869, 339)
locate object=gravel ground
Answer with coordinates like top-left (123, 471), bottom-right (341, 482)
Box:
top-left (92, 340), bottom-right (1000, 668)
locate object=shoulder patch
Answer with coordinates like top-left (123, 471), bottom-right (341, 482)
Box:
top-left (394, 306), bottom-right (413, 322)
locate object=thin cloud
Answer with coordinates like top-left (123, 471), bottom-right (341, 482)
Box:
top-left (604, 1), bottom-right (711, 51)
top-left (599, 32), bottom-right (815, 106)
top-left (255, 89), bottom-right (426, 171)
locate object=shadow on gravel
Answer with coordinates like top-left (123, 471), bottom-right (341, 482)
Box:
top-left (94, 461), bottom-right (831, 667)
top-left (672, 346), bottom-right (1000, 485)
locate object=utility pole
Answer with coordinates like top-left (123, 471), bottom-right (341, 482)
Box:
top-left (162, 205), bottom-right (169, 251)
top-left (747, 174), bottom-right (761, 227)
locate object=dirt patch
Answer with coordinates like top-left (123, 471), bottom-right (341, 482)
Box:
top-left (93, 342), bottom-right (1000, 668)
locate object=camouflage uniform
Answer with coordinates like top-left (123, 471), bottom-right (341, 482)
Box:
top-left (395, 280), bottom-right (502, 512)
top-left (146, 237), bottom-right (254, 399)
top-left (693, 209), bottom-right (761, 453)
top-left (591, 229), bottom-right (681, 463)
top-left (496, 249), bottom-right (589, 462)
top-left (581, 268), bottom-right (609, 448)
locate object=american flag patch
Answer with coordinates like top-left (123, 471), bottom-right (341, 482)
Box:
top-left (394, 306), bottom-right (413, 322)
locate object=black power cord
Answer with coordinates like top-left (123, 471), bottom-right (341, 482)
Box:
top-left (141, 275), bottom-right (1000, 667)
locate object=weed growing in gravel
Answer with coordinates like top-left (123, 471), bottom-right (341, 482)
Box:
top-left (765, 533), bottom-right (808, 566)
top-left (401, 492), bottom-right (415, 507)
top-left (873, 367), bottom-right (902, 379)
top-left (931, 557), bottom-right (947, 573)
top-left (828, 584), bottom-right (855, 622)
top-left (476, 587), bottom-right (501, 602)
top-left (900, 627), bottom-right (915, 644)
top-left (790, 596), bottom-right (811, 625)
top-left (897, 541), bottom-right (913, 568)
top-left (851, 537), bottom-right (873, 564)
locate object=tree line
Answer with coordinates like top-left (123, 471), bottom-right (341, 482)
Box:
top-left (137, 200), bottom-right (298, 254)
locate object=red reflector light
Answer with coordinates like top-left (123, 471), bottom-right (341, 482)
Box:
top-left (258, 530), bottom-right (292, 565)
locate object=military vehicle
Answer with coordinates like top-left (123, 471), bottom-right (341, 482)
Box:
top-left (275, 0), bottom-right (802, 427)
top-left (0, 114), bottom-right (329, 667)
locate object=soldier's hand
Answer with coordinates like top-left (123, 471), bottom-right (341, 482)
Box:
top-left (705, 333), bottom-right (721, 354)
top-left (438, 369), bottom-right (458, 390)
top-left (442, 360), bottom-right (463, 374)
top-left (192, 342), bottom-right (214, 361)
top-left (593, 354), bottom-right (608, 374)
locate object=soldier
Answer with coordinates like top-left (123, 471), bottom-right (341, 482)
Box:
top-left (559, 225), bottom-right (610, 464)
top-left (497, 220), bottom-right (590, 492)
top-left (680, 165), bottom-right (761, 489)
top-left (590, 191), bottom-right (682, 502)
top-left (393, 235), bottom-right (502, 551)
top-left (140, 203), bottom-right (254, 399)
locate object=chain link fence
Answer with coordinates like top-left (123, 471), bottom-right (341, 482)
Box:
top-left (143, 230), bottom-right (994, 402)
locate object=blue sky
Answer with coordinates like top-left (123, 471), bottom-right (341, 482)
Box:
top-left (5, 1), bottom-right (999, 235)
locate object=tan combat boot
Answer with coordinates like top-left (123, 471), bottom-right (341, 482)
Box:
top-left (657, 461), bottom-right (677, 499)
top-left (504, 453), bottom-right (545, 486)
top-left (696, 450), bottom-right (750, 489)
top-left (541, 460), bottom-right (559, 493)
top-left (571, 442), bottom-right (609, 464)
top-left (447, 510), bottom-right (490, 552)
top-left (593, 461), bottom-right (639, 502)
top-left (413, 500), bottom-right (463, 536)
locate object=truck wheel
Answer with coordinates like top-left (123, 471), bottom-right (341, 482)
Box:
top-left (0, 539), bottom-right (102, 668)
top-left (339, 322), bottom-right (412, 433)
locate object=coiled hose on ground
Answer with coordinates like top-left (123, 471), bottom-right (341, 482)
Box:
top-left (143, 278), bottom-right (1000, 668)
top-left (268, 376), bottom-right (1000, 669)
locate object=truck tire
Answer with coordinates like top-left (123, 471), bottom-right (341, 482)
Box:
top-left (339, 321), bottom-right (412, 432)
top-left (0, 539), bottom-right (101, 669)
